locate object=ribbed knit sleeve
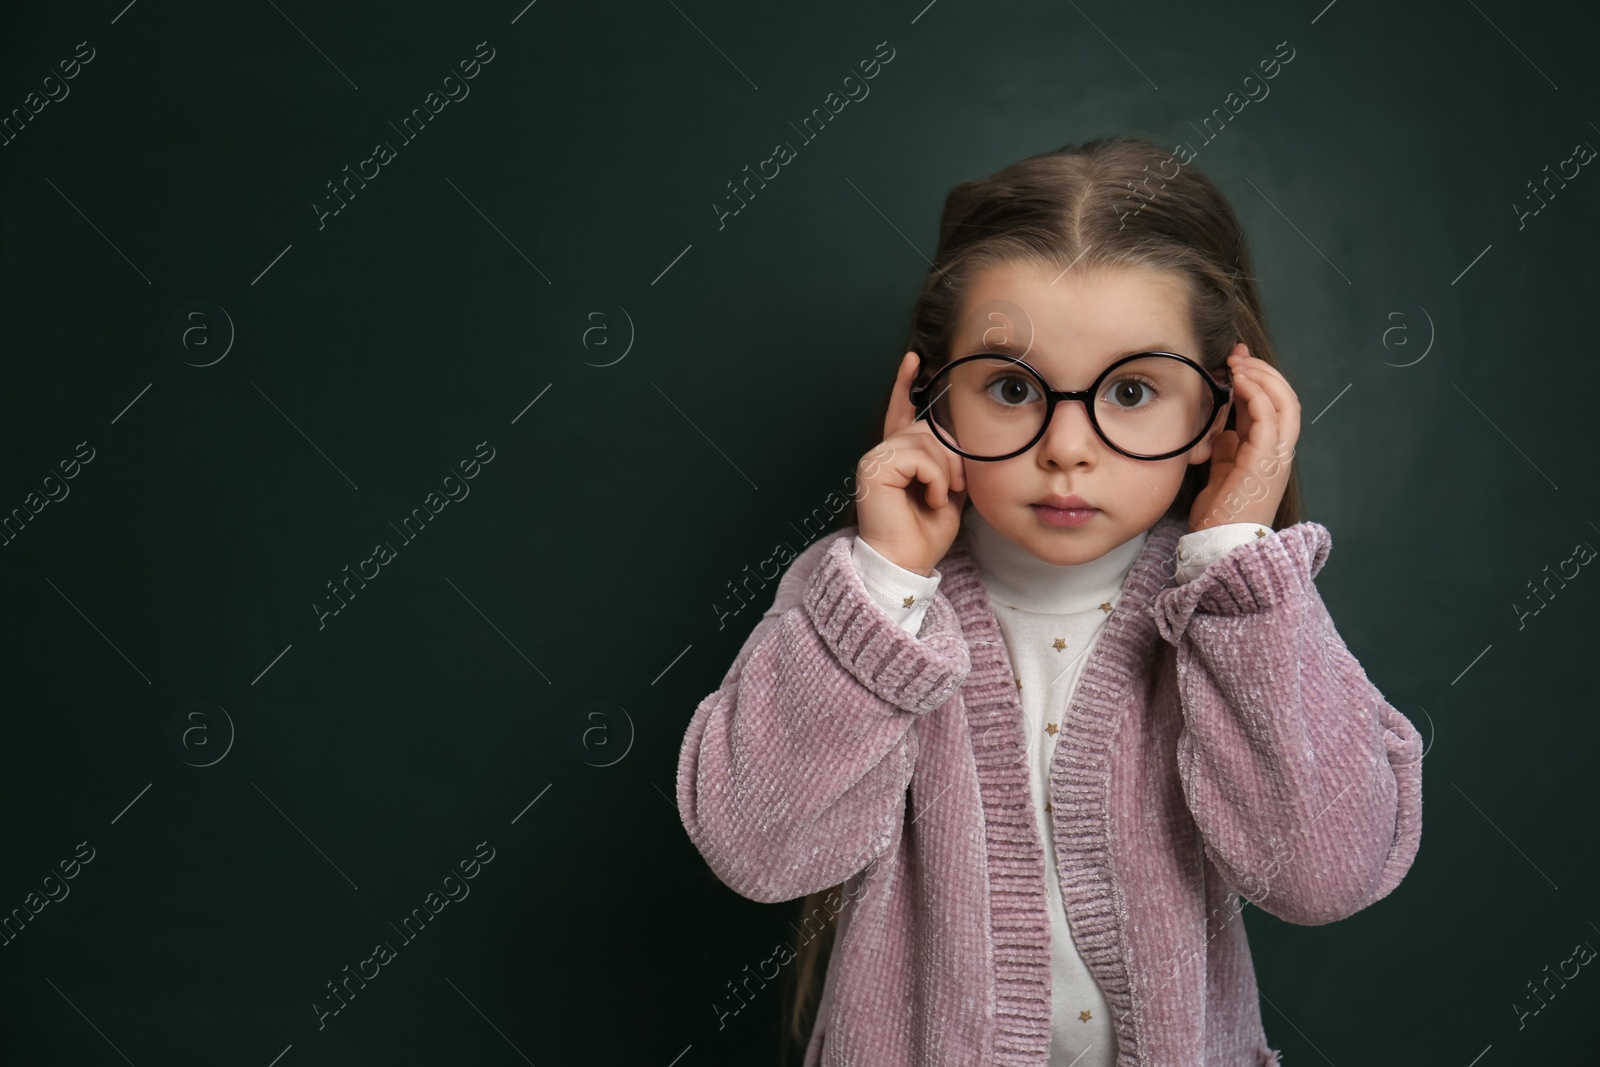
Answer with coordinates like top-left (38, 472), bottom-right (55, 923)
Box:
top-left (676, 530), bottom-right (971, 904)
top-left (1148, 521), bottom-right (1424, 925)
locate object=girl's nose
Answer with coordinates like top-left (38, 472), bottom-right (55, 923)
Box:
top-left (1037, 398), bottom-right (1101, 464)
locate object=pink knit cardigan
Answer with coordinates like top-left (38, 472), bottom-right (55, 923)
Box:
top-left (676, 515), bottom-right (1424, 1065)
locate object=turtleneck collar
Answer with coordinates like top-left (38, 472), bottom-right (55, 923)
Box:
top-left (957, 504), bottom-right (1150, 615)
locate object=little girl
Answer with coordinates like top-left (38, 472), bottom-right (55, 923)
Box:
top-left (675, 136), bottom-right (1424, 1067)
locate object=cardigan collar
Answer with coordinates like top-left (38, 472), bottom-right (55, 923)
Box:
top-left (958, 505), bottom-right (1150, 615)
top-left (934, 510), bottom-right (1189, 1062)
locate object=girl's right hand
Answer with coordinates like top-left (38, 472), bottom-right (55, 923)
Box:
top-left (855, 352), bottom-right (969, 577)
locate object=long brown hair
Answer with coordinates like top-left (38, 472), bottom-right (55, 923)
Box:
top-left (779, 134), bottom-right (1304, 1062)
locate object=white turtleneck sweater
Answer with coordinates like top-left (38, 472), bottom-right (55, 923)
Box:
top-left (849, 506), bottom-right (1270, 1067)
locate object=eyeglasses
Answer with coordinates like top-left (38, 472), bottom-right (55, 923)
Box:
top-left (909, 350), bottom-right (1233, 462)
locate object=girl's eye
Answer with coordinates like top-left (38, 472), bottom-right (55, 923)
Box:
top-left (984, 374), bottom-right (1041, 406)
top-left (1101, 375), bottom-right (1159, 410)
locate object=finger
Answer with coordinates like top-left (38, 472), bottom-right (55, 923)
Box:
top-left (1235, 358), bottom-right (1292, 395)
top-left (883, 352), bottom-right (921, 441)
top-left (876, 437), bottom-right (956, 508)
top-left (919, 440), bottom-right (962, 507)
top-left (1230, 370), bottom-right (1253, 443)
top-left (1229, 350), bottom-right (1298, 407)
top-left (916, 422), bottom-right (967, 492)
top-left (895, 401), bottom-right (969, 492)
top-left (909, 446), bottom-right (957, 508)
top-left (1237, 371), bottom-right (1282, 452)
top-left (1234, 362), bottom-right (1299, 450)
top-left (1225, 342), bottom-right (1250, 376)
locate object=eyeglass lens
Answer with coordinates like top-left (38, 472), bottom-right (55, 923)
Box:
top-left (923, 355), bottom-right (1217, 459)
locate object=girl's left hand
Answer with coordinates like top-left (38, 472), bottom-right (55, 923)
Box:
top-left (1188, 343), bottom-right (1300, 532)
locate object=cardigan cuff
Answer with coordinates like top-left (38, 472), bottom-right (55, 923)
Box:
top-left (1149, 521), bottom-right (1332, 644)
top-left (803, 536), bottom-right (971, 715)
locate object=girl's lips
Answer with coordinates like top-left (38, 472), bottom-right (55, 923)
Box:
top-left (1031, 504), bottom-right (1098, 528)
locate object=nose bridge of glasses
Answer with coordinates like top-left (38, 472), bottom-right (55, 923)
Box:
top-left (1040, 382), bottom-right (1104, 446)
top-left (1044, 380), bottom-right (1099, 407)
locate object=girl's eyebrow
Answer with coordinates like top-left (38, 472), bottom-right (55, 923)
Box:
top-left (966, 337), bottom-right (1187, 363)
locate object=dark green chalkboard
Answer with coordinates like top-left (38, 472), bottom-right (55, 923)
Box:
top-left (3, 0), bottom-right (1597, 1063)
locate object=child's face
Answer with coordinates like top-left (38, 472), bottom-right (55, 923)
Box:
top-left (950, 259), bottom-right (1222, 566)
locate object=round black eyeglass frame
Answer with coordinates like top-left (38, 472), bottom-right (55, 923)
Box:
top-left (909, 350), bottom-right (1234, 462)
